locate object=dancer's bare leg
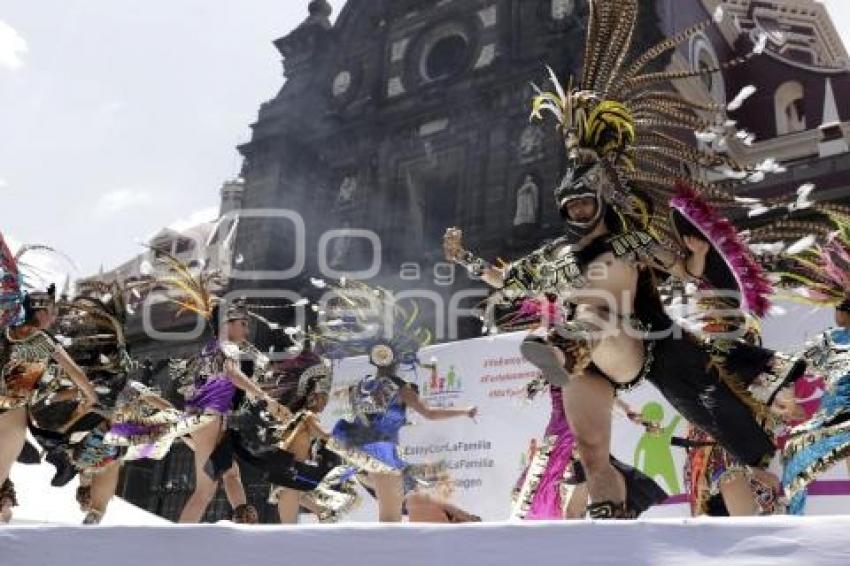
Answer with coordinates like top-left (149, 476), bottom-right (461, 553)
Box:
top-left (221, 463), bottom-right (247, 509)
top-left (371, 472), bottom-right (403, 522)
top-left (276, 488), bottom-right (301, 524)
top-left (719, 475), bottom-right (759, 516)
top-left (544, 309), bottom-right (643, 510)
top-left (87, 462), bottom-right (121, 522)
top-left (0, 408), bottom-right (27, 486)
top-left (562, 372), bottom-right (625, 506)
top-left (178, 418), bottom-right (222, 523)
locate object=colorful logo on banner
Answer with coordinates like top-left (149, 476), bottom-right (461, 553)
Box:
top-left (418, 362), bottom-right (464, 401)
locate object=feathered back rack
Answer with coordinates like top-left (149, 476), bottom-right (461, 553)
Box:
top-left (60, 293), bottom-right (128, 349)
top-left (145, 248), bottom-right (293, 336)
top-left (768, 217), bottom-right (850, 307)
top-left (310, 279), bottom-right (432, 367)
top-left (529, 0), bottom-right (790, 315)
top-left (1, 231), bottom-right (77, 330)
top-left (530, 0), bottom-right (776, 225)
top-left (148, 248), bottom-right (223, 322)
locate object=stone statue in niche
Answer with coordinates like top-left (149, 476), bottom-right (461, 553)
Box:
top-left (336, 176), bottom-right (357, 206)
top-left (518, 124), bottom-right (545, 163)
top-left (513, 174), bottom-right (539, 227)
top-left (551, 0), bottom-right (575, 21)
top-left (332, 70), bottom-right (352, 97)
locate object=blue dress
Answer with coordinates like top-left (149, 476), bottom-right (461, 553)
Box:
top-left (783, 328), bottom-right (850, 514)
top-left (332, 374), bottom-right (409, 471)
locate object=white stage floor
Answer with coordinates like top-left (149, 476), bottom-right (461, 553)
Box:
top-left (3, 516), bottom-right (850, 566)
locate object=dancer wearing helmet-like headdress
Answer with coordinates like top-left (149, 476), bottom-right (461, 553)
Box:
top-left (0, 233), bottom-right (99, 494)
top-left (262, 351), bottom-right (360, 524)
top-left (146, 251), bottom-right (285, 523)
top-left (765, 220), bottom-right (850, 514)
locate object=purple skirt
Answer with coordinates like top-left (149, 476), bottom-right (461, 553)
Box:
top-left (185, 376), bottom-right (236, 414)
top-left (526, 432), bottom-right (576, 520)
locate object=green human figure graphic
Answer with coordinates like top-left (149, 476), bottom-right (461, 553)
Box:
top-left (446, 365), bottom-right (458, 390)
top-left (633, 402), bottom-right (682, 494)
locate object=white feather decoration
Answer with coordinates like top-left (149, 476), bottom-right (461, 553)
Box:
top-left (785, 235), bottom-right (816, 256)
top-left (753, 33), bottom-right (769, 55)
top-left (790, 183), bottom-right (816, 211)
top-left (734, 196), bottom-right (762, 204)
top-left (747, 205), bottom-right (772, 217)
top-left (727, 85), bottom-right (756, 111)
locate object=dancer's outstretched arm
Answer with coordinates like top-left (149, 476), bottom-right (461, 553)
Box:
top-left (119, 381), bottom-right (174, 412)
top-left (443, 227), bottom-right (506, 289)
top-left (305, 412), bottom-right (331, 441)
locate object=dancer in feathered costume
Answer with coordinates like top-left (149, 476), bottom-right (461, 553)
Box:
top-left (316, 280), bottom-right (481, 523)
top-left (76, 284), bottom-right (220, 523)
top-left (444, 0), bottom-right (806, 518)
top-left (676, 312), bottom-right (789, 517)
top-left (145, 251), bottom-right (285, 524)
top-left (766, 221), bottom-right (850, 514)
top-left (261, 351), bottom-right (360, 523)
top-left (0, 232), bottom-right (99, 493)
top-left (20, 280), bottom-right (214, 523)
top-left (499, 297), bottom-right (665, 519)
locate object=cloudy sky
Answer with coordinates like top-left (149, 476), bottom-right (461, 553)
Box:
top-left (0, 0), bottom-right (847, 279)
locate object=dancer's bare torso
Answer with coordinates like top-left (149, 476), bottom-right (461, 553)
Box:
top-left (445, 225), bottom-right (701, 383)
top-left (485, 226), bottom-right (662, 326)
top-left (529, 236), bottom-right (640, 317)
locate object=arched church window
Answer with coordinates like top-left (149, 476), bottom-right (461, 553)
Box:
top-left (697, 49), bottom-right (715, 93)
top-left (690, 34), bottom-right (726, 105)
top-left (774, 81), bottom-right (806, 135)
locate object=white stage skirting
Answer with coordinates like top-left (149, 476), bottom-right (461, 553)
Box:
top-left (3, 517), bottom-right (850, 566)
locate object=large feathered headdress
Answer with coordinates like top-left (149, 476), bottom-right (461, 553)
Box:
top-left (768, 217), bottom-right (850, 308)
top-left (268, 350), bottom-right (334, 405)
top-left (146, 248), bottom-right (291, 334)
top-left (529, 0), bottom-right (782, 315)
top-left (1, 231), bottom-right (70, 329)
top-left (148, 248), bottom-right (224, 322)
top-left (310, 279), bottom-right (432, 368)
top-left (55, 281), bottom-right (143, 387)
top-left (0, 232), bottom-right (22, 329)
top-left (532, 1), bottom-right (779, 210)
